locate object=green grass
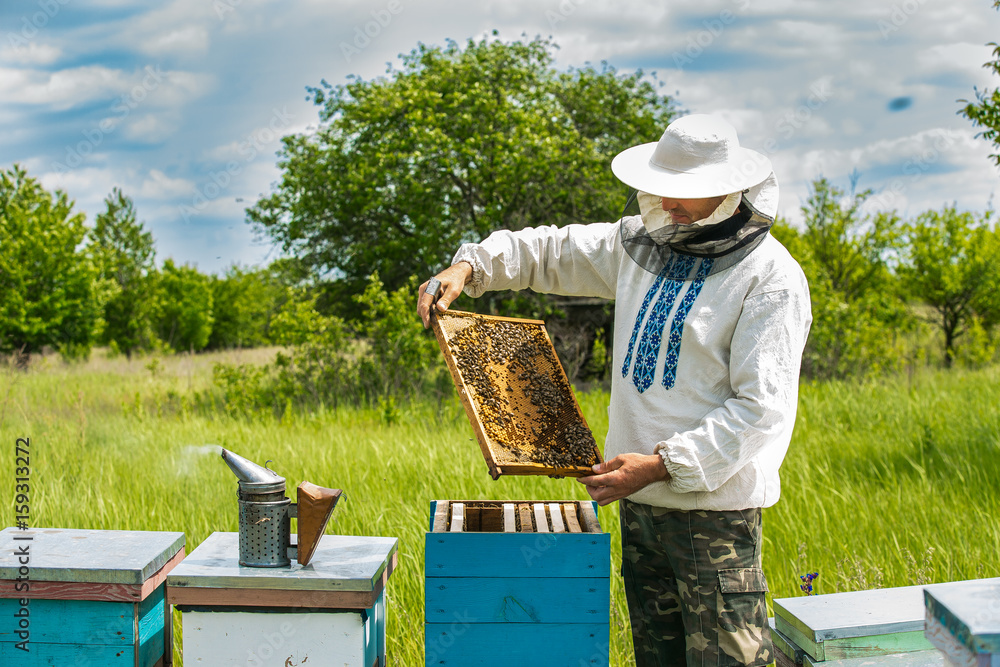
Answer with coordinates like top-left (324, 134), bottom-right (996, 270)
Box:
top-left (1, 350), bottom-right (998, 665)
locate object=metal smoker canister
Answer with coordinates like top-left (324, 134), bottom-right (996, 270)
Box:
top-left (223, 450), bottom-right (293, 567)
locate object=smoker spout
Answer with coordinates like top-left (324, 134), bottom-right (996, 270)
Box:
top-left (220, 448), bottom-right (283, 483)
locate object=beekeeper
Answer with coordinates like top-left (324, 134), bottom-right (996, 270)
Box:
top-left (417, 114), bottom-right (812, 667)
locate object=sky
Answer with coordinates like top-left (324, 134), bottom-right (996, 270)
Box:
top-left (2, 0), bottom-right (999, 275)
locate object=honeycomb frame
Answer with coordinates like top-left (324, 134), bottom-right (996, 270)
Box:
top-left (431, 309), bottom-right (602, 479)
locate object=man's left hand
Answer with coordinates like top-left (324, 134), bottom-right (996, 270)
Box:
top-left (576, 453), bottom-right (670, 506)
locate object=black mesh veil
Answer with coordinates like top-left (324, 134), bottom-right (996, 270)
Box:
top-left (619, 174), bottom-right (778, 278)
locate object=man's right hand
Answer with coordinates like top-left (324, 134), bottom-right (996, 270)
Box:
top-left (418, 262), bottom-right (473, 328)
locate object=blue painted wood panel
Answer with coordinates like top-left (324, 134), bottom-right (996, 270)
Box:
top-left (137, 585), bottom-right (165, 667)
top-left (0, 598), bottom-right (135, 644)
top-left (0, 642), bottom-right (136, 665)
top-left (425, 533), bottom-right (610, 578)
top-left (425, 576), bottom-right (608, 624)
top-left (364, 590), bottom-right (386, 667)
top-left (424, 622), bottom-right (608, 666)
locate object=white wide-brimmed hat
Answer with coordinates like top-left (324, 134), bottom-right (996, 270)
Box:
top-left (611, 114), bottom-right (772, 199)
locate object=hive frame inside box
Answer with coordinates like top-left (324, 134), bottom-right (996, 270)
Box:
top-left (424, 500), bottom-right (611, 666)
top-left (431, 309), bottom-right (602, 479)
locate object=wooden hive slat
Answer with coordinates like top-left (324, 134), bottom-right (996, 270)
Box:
top-left (518, 504), bottom-right (533, 532)
top-left (503, 504), bottom-right (516, 533)
top-left (549, 503), bottom-right (566, 533)
top-left (563, 504), bottom-right (582, 533)
top-left (533, 504), bottom-right (550, 533)
top-left (450, 503), bottom-right (465, 533)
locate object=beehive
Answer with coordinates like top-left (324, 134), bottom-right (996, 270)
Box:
top-left (424, 500), bottom-right (610, 666)
top-left (431, 310), bottom-right (602, 479)
top-left (0, 527), bottom-right (185, 666)
top-left (924, 578), bottom-right (1000, 667)
top-left (771, 581), bottom-right (1000, 666)
top-left (167, 532), bottom-right (398, 667)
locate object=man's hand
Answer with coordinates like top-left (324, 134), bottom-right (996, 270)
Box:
top-left (576, 453), bottom-right (670, 506)
top-left (418, 262), bottom-right (474, 328)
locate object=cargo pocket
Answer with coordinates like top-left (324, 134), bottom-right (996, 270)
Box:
top-left (717, 568), bottom-right (771, 666)
top-left (718, 567), bottom-right (768, 594)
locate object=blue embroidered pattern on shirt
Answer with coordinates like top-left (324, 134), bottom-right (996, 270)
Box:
top-left (628, 255), bottom-right (697, 392)
top-left (620, 267), bottom-right (670, 379)
top-left (661, 258), bottom-right (714, 390)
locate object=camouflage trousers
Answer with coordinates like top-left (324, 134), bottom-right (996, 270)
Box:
top-left (619, 499), bottom-right (772, 667)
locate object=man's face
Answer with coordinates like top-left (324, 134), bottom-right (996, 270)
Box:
top-left (660, 194), bottom-right (727, 225)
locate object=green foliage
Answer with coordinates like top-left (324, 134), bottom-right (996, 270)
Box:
top-left (207, 265), bottom-right (283, 349)
top-left (0, 165), bottom-right (99, 358)
top-left (898, 206), bottom-right (1000, 367)
top-left (247, 34), bottom-right (674, 296)
top-left (210, 273), bottom-right (439, 416)
top-left (91, 188), bottom-right (157, 358)
top-left (773, 178), bottom-right (910, 380)
top-left (353, 274), bottom-right (439, 398)
top-left (959, 0), bottom-right (1000, 166)
top-left (153, 260), bottom-right (214, 352)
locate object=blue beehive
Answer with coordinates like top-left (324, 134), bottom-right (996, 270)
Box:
top-left (924, 577), bottom-right (1000, 667)
top-left (424, 499), bottom-right (610, 666)
top-left (0, 527), bottom-right (185, 666)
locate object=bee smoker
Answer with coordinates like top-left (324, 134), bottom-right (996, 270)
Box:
top-left (220, 449), bottom-right (343, 567)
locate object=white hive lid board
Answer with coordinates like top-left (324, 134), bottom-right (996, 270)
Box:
top-left (924, 578), bottom-right (1000, 655)
top-left (0, 527), bottom-right (185, 585)
top-left (803, 650), bottom-right (944, 666)
top-left (775, 585), bottom-right (928, 642)
top-left (167, 532), bottom-right (398, 592)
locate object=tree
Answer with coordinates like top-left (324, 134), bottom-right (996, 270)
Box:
top-left (771, 177), bottom-right (909, 379)
top-left (898, 206), bottom-right (1000, 367)
top-left (960, 0), bottom-right (1000, 165)
top-left (91, 188), bottom-right (156, 357)
top-left (247, 35), bottom-right (674, 299)
top-left (207, 265), bottom-right (283, 350)
top-left (0, 165), bottom-right (99, 359)
top-left (800, 177), bottom-right (901, 302)
top-left (152, 260), bottom-right (214, 352)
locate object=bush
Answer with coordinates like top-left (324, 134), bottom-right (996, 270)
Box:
top-left (210, 273), bottom-right (442, 417)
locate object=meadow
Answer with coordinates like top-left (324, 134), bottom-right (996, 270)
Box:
top-left (1, 349), bottom-right (998, 665)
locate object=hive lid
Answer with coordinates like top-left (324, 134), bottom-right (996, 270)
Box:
top-left (166, 532), bottom-right (398, 592)
top-left (431, 309), bottom-right (602, 479)
top-left (924, 577), bottom-right (1000, 655)
top-left (775, 584), bottom-right (929, 643)
top-left (0, 527), bottom-right (185, 585)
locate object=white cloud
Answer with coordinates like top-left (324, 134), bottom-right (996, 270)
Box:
top-left (917, 42), bottom-right (995, 77)
top-left (123, 114), bottom-right (177, 143)
top-left (140, 169), bottom-right (194, 199)
top-left (38, 167), bottom-right (122, 212)
top-left (141, 26), bottom-right (211, 57)
top-left (0, 65), bottom-right (126, 110)
top-left (0, 41), bottom-right (62, 66)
